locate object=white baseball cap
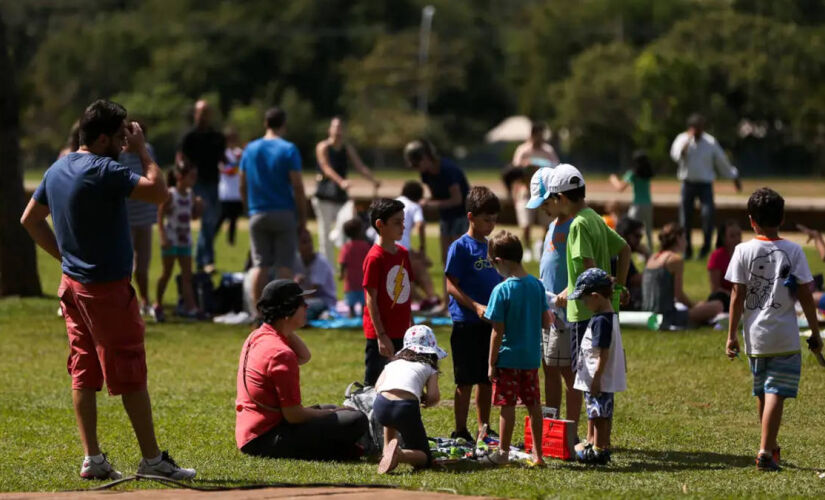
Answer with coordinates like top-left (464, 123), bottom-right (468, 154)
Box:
top-left (525, 167), bottom-right (555, 209)
top-left (548, 163), bottom-right (585, 194)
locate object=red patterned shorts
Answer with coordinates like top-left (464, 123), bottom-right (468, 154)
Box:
top-left (492, 368), bottom-right (540, 407)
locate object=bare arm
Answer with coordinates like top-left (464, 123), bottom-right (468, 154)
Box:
top-left (615, 243), bottom-right (631, 292)
top-left (366, 287), bottom-right (393, 357)
top-left (427, 184), bottom-right (463, 210)
top-left (156, 196), bottom-right (170, 247)
top-left (422, 373), bottom-right (440, 408)
top-left (316, 141), bottom-right (348, 189)
top-left (289, 170), bottom-right (308, 232)
top-left (281, 404), bottom-right (336, 424)
top-left (20, 199), bottom-right (60, 261)
top-left (239, 169), bottom-right (247, 209)
top-left (542, 309), bottom-right (553, 329)
top-left (589, 347), bottom-right (609, 396)
top-left (488, 321), bottom-right (505, 379)
top-left (797, 224), bottom-right (825, 262)
top-left (726, 283), bottom-right (746, 358)
top-left (446, 275), bottom-right (486, 319)
top-left (346, 144), bottom-right (378, 185)
top-left (708, 269), bottom-right (724, 293)
top-left (797, 283), bottom-right (822, 351)
top-left (669, 256), bottom-right (693, 307)
top-left (416, 221), bottom-right (426, 254)
top-left (608, 174), bottom-right (629, 192)
top-left (126, 123), bottom-right (168, 204)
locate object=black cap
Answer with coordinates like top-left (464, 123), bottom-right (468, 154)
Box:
top-left (258, 279), bottom-right (314, 309)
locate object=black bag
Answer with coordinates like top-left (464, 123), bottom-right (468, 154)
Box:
top-left (315, 177), bottom-right (348, 203)
top-left (214, 273), bottom-right (245, 314)
top-left (176, 272), bottom-right (216, 314)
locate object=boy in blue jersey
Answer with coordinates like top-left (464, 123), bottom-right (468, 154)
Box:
top-left (444, 187), bottom-right (502, 441)
top-left (526, 167), bottom-right (580, 430)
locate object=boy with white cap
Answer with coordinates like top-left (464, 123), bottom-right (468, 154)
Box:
top-left (546, 164), bottom-right (630, 442)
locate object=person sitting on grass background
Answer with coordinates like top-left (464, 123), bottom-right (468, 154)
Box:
top-left (294, 230), bottom-right (337, 320)
top-left (444, 186), bottom-right (502, 442)
top-left (613, 217), bottom-right (649, 311)
top-left (374, 325), bottom-right (446, 474)
top-left (154, 161), bottom-right (203, 322)
top-left (483, 231), bottom-right (551, 466)
top-left (642, 223), bottom-right (724, 330)
top-left (362, 199), bottom-right (414, 386)
top-left (236, 280), bottom-right (368, 460)
top-left (339, 218), bottom-right (372, 317)
top-left (570, 268), bottom-right (627, 466)
top-left (725, 187), bottom-right (822, 471)
top-left (706, 219), bottom-right (742, 313)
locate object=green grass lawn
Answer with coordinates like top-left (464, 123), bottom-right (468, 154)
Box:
top-left (2, 224), bottom-right (825, 497)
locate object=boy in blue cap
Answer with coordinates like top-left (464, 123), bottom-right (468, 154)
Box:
top-left (569, 268), bottom-right (627, 465)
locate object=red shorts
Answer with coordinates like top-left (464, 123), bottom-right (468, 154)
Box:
top-left (59, 275), bottom-right (147, 396)
top-left (492, 368), bottom-right (540, 407)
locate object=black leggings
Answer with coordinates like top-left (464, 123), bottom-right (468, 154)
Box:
top-left (240, 405), bottom-right (368, 460)
top-left (217, 201), bottom-right (244, 245)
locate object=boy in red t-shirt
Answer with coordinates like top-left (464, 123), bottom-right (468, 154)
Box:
top-left (339, 218), bottom-right (372, 316)
top-left (363, 198), bottom-right (414, 385)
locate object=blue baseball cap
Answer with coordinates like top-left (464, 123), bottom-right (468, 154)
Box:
top-left (568, 268), bottom-right (612, 300)
top-left (525, 167), bottom-right (555, 209)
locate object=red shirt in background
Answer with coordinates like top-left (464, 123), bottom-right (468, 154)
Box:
top-left (362, 244), bottom-right (413, 340)
top-left (707, 247), bottom-right (733, 292)
top-left (235, 323), bottom-right (302, 449)
top-left (338, 239), bottom-right (372, 293)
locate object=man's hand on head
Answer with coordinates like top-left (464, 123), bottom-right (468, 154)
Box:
top-left (124, 121), bottom-right (147, 153)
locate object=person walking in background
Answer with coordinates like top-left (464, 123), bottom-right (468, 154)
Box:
top-left (21, 100), bottom-right (196, 480)
top-left (313, 116), bottom-right (380, 263)
top-left (154, 162), bottom-right (204, 322)
top-left (511, 121), bottom-right (560, 262)
top-left (217, 127), bottom-right (244, 246)
top-left (240, 107), bottom-right (309, 316)
top-left (609, 150), bottom-right (654, 251)
top-left (670, 113), bottom-right (742, 260)
top-left (404, 139), bottom-right (470, 301)
top-left (121, 120), bottom-right (158, 316)
top-left (177, 99), bottom-right (226, 273)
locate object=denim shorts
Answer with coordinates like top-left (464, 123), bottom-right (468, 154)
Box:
top-left (749, 353), bottom-right (801, 398)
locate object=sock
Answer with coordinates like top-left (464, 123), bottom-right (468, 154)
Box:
top-left (145, 453), bottom-right (163, 465)
top-left (758, 449), bottom-right (769, 457)
top-left (86, 453), bottom-right (104, 464)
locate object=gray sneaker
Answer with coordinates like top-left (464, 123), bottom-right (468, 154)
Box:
top-left (80, 454), bottom-right (122, 480)
top-left (137, 451), bottom-right (196, 480)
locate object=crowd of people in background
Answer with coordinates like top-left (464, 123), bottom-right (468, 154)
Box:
top-left (25, 98), bottom-right (824, 477)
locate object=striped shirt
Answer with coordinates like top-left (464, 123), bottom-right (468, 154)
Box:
top-left (120, 144), bottom-right (158, 227)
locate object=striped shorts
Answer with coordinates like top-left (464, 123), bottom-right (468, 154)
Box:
top-left (748, 353), bottom-right (801, 398)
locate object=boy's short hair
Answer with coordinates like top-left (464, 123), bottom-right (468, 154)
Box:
top-left (265, 107), bottom-right (286, 130)
top-left (369, 198), bottom-right (405, 231)
top-left (560, 180), bottom-right (586, 203)
top-left (466, 186), bottom-right (501, 216)
top-left (343, 218), bottom-right (363, 240)
top-left (401, 180), bottom-right (424, 202)
top-left (79, 100), bottom-right (127, 146)
top-left (487, 230), bottom-right (523, 263)
top-left (747, 187), bottom-right (784, 228)
top-left (592, 284), bottom-right (613, 299)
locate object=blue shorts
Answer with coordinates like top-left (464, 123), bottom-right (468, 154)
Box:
top-left (584, 391), bottom-right (614, 419)
top-left (749, 353), bottom-right (801, 398)
top-left (345, 290), bottom-right (365, 307)
top-left (162, 245), bottom-right (192, 257)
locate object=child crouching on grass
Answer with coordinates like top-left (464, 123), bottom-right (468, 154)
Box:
top-left (374, 325), bottom-right (446, 474)
top-left (483, 231), bottom-right (551, 466)
top-left (725, 187), bottom-right (822, 471)
top-left (569, 268), bottom-right (626, 465)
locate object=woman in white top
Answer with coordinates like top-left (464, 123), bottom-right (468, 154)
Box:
top-left (374, 325), bottom-right (447, 474)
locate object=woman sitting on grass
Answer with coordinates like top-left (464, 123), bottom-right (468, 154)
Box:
top-left (706, 219), bottom-right (742, 312)
top-left (235, 279), bottom-right (368, 460)
top-left (642, 223), bottom-right (724, 330)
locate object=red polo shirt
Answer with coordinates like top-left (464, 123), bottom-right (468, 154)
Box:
top-left (362, 243), bottom-right (413, 339)
top-left (235, 323), bottom-right (302, 449)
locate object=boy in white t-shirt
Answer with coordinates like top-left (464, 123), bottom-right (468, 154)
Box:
top-left (570, 268), bottom-right (626, 466)
top-left (725, 187), bottom-right (822, 472)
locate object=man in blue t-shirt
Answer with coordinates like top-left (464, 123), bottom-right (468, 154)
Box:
top-left (239, 107), bottom-right (309, 312)
top-left (444, 187), bottom-right (502, 442)
top-left (404, 139), bottom-right (470, 298)
top-left (21, 100), bottom-right (196, 480)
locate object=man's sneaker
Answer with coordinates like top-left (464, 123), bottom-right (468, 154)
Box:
top-left (450, 429), bottom-right (474, 443)
top-left (152, 305), bottom-right (165, 323)
top-left (137, 451), bottom-right (196, 480)
top-left (80, 454), bottom-right (122, 480)
top-left (756, 452), bottom-right (781, 472)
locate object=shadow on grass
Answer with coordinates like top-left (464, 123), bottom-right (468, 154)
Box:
top-left (559, 447), bottom-right (755, 473)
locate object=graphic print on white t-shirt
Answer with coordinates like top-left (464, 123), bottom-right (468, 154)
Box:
top-left (386, 264), bottom-right (411, 307)
top-left (745, 248), bottom-right (791, 311)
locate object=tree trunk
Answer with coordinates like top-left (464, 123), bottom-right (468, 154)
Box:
top-left (0, 12), bottom-right (42, 297)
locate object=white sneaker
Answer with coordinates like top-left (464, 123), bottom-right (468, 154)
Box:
top-left (137, 451), bottom-right (196, 480)
top-left (80, 454), bottom-right (122, 480)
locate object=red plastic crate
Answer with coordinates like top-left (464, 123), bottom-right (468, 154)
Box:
top-left (524, 416), bottom-right (576, 461)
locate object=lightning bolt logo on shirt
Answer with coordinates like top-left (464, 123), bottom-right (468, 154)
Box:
top-left (385, 263), bottom-right (411, 307)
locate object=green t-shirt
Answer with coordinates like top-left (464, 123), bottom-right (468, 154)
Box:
top-left (566, 207), bottom-right (628, 322)
top-left (622, 170), bottom-right (651, 205)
